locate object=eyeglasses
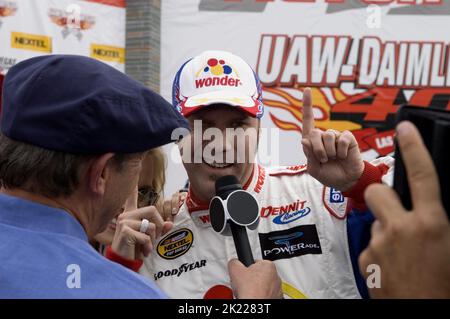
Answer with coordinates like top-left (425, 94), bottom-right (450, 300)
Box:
top-left (137, 186), bottom-right (160, 208)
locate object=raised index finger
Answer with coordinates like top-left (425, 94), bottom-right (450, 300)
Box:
top-left (301, 88), bottom-right (314, 137)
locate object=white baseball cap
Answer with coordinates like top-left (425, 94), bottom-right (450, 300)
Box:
top-left (172, 50), bottom-right (264, 118)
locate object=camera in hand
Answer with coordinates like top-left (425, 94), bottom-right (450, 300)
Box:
top-left (394, 105), bottom-right (450, 219)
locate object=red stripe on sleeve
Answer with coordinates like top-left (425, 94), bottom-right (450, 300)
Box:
top-left (342, 161), bottom-right (389, 211)
top-left (105, 246), bottom-right (143, 272)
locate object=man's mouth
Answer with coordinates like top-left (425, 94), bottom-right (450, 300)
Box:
top-left (204, 161), bottom-right (233, 169)
top-left (202, 153), bottom-right (235, 169)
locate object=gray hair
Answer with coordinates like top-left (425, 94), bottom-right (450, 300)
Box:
top-left (0, 134), bottom-right (133, 198)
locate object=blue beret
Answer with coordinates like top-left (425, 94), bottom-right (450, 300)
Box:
top-left (1, 55), bottom-right (189, 154)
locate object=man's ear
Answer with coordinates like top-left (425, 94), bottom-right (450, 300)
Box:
top-left (87, 153), bottom-right (116, 196)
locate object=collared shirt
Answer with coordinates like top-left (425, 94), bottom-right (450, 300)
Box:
top-left (0, 193), bottom-right (166, 299)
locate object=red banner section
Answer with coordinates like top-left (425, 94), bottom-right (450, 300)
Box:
top-left (84, 0), bottom-right (125, 8)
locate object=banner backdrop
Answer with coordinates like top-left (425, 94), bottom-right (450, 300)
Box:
top-left (0, 0), bottom-right (125, 74)
top-left (162, 0), bottom-right (450, 195)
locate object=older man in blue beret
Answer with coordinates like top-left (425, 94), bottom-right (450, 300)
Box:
top-left (0, 55), bottom-right (185, 298)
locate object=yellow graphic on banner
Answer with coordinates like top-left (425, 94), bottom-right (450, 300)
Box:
top-left (11, 32), bottom-right (52, 53)
top-left (90, 44), bottom-right (125, 64)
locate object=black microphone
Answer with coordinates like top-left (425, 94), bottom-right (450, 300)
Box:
top-left (210, 175), bottom-right (259, 267)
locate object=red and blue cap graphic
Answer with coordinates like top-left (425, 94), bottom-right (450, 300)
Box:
top-left (172, 50), bottom-right (264, 119)
top-left (203, 58), bottom-right (232, 75)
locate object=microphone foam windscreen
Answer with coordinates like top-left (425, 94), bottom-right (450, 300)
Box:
top-left (215, 175), bottom-right (242, 199)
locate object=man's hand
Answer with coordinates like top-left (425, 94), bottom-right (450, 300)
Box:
top-left (228, 259), bottom-right (282, 299)
top-left (111, 188), bottom-right (173, 260)
top-left (359, 121), bottom-right (450, 299)
top-left (301, 88), bottom-right (364, 191)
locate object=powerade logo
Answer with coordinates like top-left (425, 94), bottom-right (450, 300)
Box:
top-left (273, 207), bottom-right (311, 225)
top-left (329, 188), bottom-right (344, 203)
top-left (259, 225), bottom-right (322, 261)
top-left (270, 232), bottom-right (304, 255)
top-left (195, 58), bottom-right (242, 88)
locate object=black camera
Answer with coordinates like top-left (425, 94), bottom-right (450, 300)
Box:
top-left (394, 105), bottom-right (450, 219)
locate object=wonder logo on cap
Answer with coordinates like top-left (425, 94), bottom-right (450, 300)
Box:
top-left (195, 58), bottom-right (242, 89)
top-left (172, 50), bottom-right (264, 119)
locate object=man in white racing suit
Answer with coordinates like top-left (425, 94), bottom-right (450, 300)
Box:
top-left (109, 50), bottom-right (393, 299)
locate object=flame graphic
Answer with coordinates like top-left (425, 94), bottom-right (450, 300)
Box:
top-left (0, 1), bottom-right (17, 17)
top-left (264, 87), bottom-right (362, 134)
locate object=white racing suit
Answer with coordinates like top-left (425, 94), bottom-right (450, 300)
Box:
top-left (140, 158), bottom-right (394, 299)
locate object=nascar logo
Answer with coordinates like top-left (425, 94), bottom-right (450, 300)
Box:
top-left (157, 228), bottom-right (194, 260)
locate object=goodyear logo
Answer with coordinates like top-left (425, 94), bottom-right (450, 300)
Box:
top-left (157, 228), bottom-right (193, 260)
top-left (11, 32), bottom-right (52, 53)
top-left (90, 44), bottom-right (125, 64)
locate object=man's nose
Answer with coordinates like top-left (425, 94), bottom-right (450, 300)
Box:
top-left (222, 130), bottom-right (234, 152)
top-left (208, 130), bottom-right (234, 162)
